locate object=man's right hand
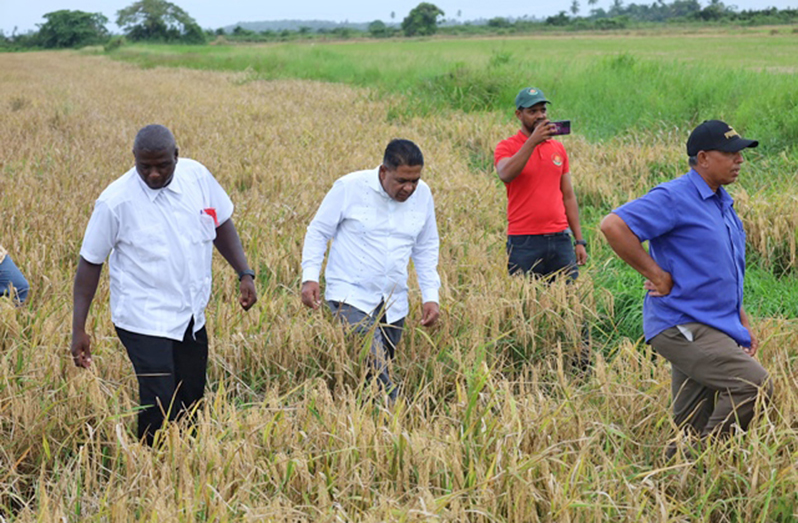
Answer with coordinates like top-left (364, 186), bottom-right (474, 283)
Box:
top-left (644, 271), bottom-right (674, 297)
top-left (301, 281), bottom-right (321, 310)
top-left (71, 330), bottom-right (93, 368)
top-left (528, 119), bottom-right (555, 147)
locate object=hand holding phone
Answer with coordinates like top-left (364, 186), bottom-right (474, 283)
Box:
top-left (551, 120), bottom-right (571, 136)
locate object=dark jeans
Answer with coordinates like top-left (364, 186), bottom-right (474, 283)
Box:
top-left (507, 232), bottom-right (578, 281)
top-left (327, 300), bottom-right (405, 401)
top-left (116, 319), bottom-right (208, 446)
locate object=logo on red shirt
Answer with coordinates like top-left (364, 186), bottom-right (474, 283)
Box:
top-left (552, 154), bottom-right (563, 167)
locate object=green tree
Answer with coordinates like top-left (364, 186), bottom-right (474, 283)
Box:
top-left (402, 2), bottom-right (445, 36)
top-left (368, 20), bottom-right (389, 37)
top-left (487, 17), bottom-right (511, 28)
top-left (36, 10), bottom-right (109, 48)
top-left (546, 10), bottom-right (571, 25)
top-left (116, 0), bottom-right (205, 43)
top-left (571, 0), bottom-right (581, 16)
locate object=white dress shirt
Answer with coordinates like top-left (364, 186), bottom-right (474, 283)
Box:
top-left (301, 167), bottom-right (440, 324)
top-left (80, 159), bottom-right (233, 340)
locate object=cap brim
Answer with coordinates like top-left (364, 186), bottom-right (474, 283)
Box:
top-left (719, 137), bottom-right (758, 152)
top-left (517, 100), bottom-right (550, 109)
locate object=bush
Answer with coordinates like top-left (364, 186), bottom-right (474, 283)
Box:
top-left (103, 35), bottom-right (127, 52)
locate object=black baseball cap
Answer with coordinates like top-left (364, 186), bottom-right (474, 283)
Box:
top-left (686, 120), bottom-right (758, 156)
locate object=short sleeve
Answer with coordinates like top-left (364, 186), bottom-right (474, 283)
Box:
top-left (494, 139), bottom-right (513, 166)
top-left (613, 186), bottom-right (676, 242)
top-left (561, 145), bottom-right (570, 174)
top-left (203, 167), bottom-right (234, 225)
top-left (79, 200), bottom-right (119, 264)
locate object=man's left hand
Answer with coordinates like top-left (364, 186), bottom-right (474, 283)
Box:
top-left (575, 244), bottom-right (588, 266)
top-left (239, 275), bottom-right (257, 311)
top-left (743, 330), bottom-right (759, 357)
top-left (420, 302), bottom-right (439, 328)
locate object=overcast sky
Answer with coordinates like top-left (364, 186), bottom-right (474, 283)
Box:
top-left (2, 0), bottom-right (796, 34)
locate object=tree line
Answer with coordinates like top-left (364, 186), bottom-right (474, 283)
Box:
top-left (2, 0), bottom-right (797, 51)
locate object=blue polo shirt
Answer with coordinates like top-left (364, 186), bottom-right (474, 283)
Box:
top-left (613, 169), bottom-right (750, 347)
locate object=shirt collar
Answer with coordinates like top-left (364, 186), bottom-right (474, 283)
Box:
top-left (367, 166), bottom-right (392, 200)
top-left (687, 169), bottom-right (733, 207)
top-left (135, 168), bottom-right (183, 202)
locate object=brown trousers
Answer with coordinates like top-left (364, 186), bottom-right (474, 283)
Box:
top-left (650, 322), bottom-right (772, 438)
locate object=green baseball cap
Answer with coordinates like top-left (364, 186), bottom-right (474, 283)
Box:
top-left (515, 87), bottom-right (550, 109)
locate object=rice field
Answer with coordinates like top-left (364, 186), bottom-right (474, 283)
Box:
top-left (1, 47), bottom-right (797, 521)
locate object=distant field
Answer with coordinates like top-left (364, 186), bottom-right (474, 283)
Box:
top-left (107, 29), bottom-right (798, 151)
top-left (2, 35), bottom-right (797, 520)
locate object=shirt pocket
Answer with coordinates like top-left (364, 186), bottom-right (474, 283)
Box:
top-left (198, 213), bottom-right (217, 243)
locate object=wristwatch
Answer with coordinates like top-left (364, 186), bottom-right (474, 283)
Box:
top-left (238, 269), bottom-right (256, 281)
top-left (574, 239), bottom-right (587, 247)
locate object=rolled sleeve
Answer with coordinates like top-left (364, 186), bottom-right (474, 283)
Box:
top-left (613, 187), bottom-right (676, 242)
top-left (79, 200), bottom-right (118, 264)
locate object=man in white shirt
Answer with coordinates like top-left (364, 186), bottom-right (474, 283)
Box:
top-left (301, 139), bottom-right (441, 402)
top-left (71, 125), bottom-right (257, 446)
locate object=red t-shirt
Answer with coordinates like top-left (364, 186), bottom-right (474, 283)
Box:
top-left (494, 131), bottom-right (570, 235)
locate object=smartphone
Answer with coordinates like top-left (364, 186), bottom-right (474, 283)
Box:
top-left (551, 120), bottom-right (571, 136)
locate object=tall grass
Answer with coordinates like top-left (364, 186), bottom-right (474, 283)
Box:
top-left (0, 50), bottom-right (796, 521)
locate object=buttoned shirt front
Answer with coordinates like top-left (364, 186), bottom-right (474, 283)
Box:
top-left (613, 169), bottom-right (749, 346)
top-left (301, 167), bottom-right (441, 324)
top-left (80, 159), bottom-right (234, 341)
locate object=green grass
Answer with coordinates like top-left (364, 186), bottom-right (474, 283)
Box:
top-left (106, 32), bottom-right (798, 152)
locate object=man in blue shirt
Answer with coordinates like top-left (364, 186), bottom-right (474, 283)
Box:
top-left (601, 120), bottom-right (772, 455)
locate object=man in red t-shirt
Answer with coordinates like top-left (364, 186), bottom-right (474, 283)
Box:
top-left (495, 87), bottom-right (587, 280)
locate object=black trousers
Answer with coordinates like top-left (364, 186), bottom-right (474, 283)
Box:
top-left (116, 319), bottom-right (208, 446)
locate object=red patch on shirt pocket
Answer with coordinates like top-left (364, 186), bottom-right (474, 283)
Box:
top-left (202, 208), bottom-right (218, 226)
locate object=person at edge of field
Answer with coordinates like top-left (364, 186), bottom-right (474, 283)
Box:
top-left (300, 139), bottom-right (441, 404)
top-left (494, 87), bottom-right (588, 280)
top-left (600, 120), bottom-right (773, 459)
top-left (71, 124), bottom-right (257, 446)
top-left (0, 245), bottom-right (29, 305)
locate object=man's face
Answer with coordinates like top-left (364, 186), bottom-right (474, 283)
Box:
top-left (700, 149), bottom-right (745, 187)
top-left (134, 147), bottom-right (178, 189)
top-left (516, 102), bottom-right (548, 133)
top-left (379, 164), bottom-right (422, 202)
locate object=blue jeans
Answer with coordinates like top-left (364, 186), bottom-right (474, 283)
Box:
top-left (507, 232), bottom-right (578, 281)
top-left (0, 255), bottom-right (29, 304)
top-left (327, 300), bottom-right (405, 402)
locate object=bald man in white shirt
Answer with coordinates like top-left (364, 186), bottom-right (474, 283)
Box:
top-left (301, 139), bottom-right (441, 402)
top-left (71, 125), bottom-right (257, 446)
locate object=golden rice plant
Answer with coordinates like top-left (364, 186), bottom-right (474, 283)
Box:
top-left (0, 51), bottom-right (796, 522)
